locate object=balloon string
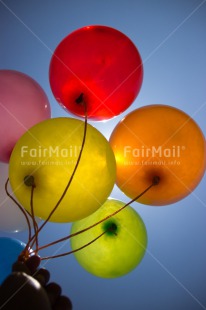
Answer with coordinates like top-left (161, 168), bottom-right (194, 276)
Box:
top-left (30, 184), bottom-right (39, 254)
top-left (5, 178), bottom-right (32, 247)
top-left (40, 226), bottom-right (116, 261)
top-left (28, 99), bottom-right (88, 250)
top-left (36, 176), bottom-right (160, 253)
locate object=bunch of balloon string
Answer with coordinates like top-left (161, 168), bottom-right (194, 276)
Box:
top-left (0, 25), bottom-right (205, 309)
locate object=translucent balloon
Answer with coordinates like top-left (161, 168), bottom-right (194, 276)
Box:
top-left (71, 199), bottom-right (147, 278)
top-left (109, 105), bottom-right (206, 205)
top-left (0, 162), bottom-right (41, 233)
top-left (0, 237), bottom-right (26, 283)
top-left (0, 70), bottom-right (51, 163)
top-left (49, 25), bottom-right (143, 121)
top-left (9, 117), bottom-right (116, 222)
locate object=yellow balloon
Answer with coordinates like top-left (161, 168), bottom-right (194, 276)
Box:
top-left (9, 117), bottom-right (116, 222)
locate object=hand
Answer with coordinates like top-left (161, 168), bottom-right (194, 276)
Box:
top-left (0, 255), bottom-right (72, 310)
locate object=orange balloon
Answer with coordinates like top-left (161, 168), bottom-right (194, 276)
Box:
top-left (109, 105), bottom-right (206, 205)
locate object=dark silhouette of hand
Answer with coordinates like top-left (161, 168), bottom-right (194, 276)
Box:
top-left (0, 255), bottom-right (72, 310)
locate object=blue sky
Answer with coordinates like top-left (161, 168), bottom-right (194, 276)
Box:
top-left (0, 1), bottom-right (206, 309)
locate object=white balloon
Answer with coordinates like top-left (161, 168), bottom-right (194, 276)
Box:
top-left (0, 162), bottom-right (41, 233)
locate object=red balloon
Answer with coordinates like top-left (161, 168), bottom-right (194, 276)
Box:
top-left (49, 25), bottom-right (143, 121)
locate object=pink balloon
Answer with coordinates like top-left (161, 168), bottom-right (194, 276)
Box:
top-left (0, 70), bottom-right (51, 163)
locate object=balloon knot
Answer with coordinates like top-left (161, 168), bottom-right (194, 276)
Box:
top-left (152, 176), bottom-right (160, 186)
top-left (24, 175), bottom-right (36, 187)
top-left (75, 93), bottom-right (84, 105)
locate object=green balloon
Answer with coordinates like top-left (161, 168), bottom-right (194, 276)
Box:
top-left (71, 199), bottom-right (147, 278)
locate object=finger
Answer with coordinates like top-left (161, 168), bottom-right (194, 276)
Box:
top-left (45, 282), bottom-right (62, 306)
top-left (25, 255), bottom-right (41, 274)
top-left (12, 261), bottom-right (31, 275)
top-left (34, 268), bottom-right (50, 286)
top-left (53, 295), bottom-right (73, 310)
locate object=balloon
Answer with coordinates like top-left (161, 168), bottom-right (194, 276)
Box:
top-left (49, 25), bottom-right (143, 121)
top-left (71, 199), bottom-right (147, 278)
top-left (9, 117), bottom-right (116, 222)
top-left (0, 237), bottom-right (26, 283)
top-left (109, 104), bottom-right (206, 205)
top-left (0, 70), bottom-right (51, 163)
top-left (0, 162), bottom-right (41, 233)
